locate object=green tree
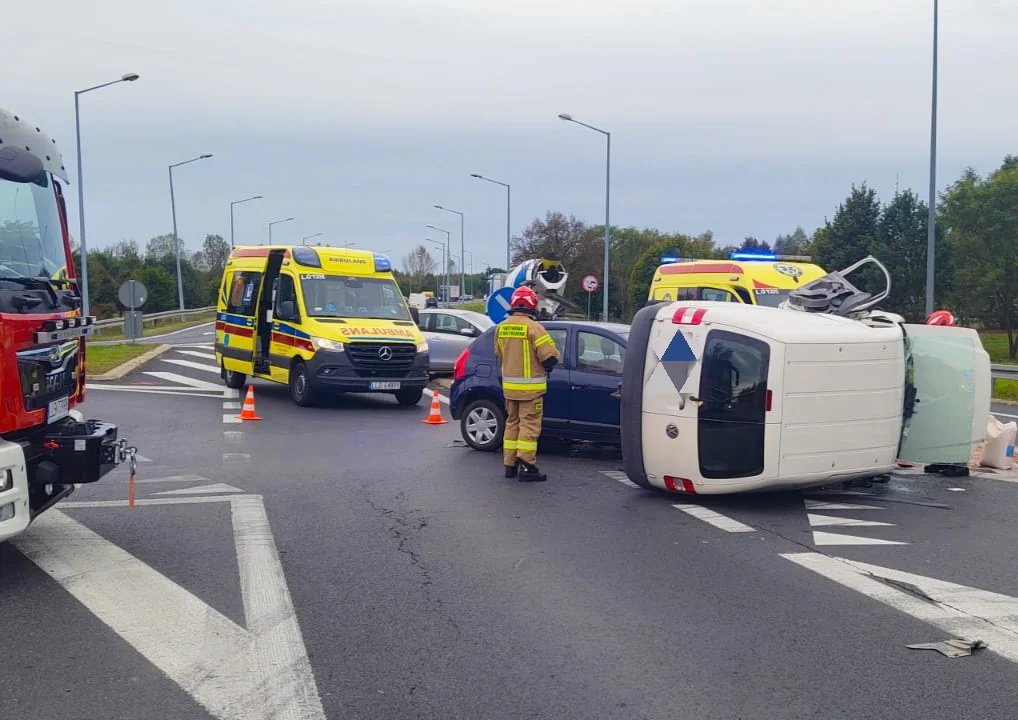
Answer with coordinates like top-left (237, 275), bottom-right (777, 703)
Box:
top-left (940, 157), bottom-right (1018, 356)
top-left (628, 231), bottom-right (716, 314)
top-left (812, 183), bottom-right (882, 276)
top-left (195, 234), bottom-right (230, 276)
top-left (774, 227), bottom-right (812, 256)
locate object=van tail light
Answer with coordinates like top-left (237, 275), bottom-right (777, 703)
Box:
top-left (664, 476), bottom-right (696, 493)
top-left (453, 348), bottom-right (470, 381)
top-left (672, 307), bottom-right (707, 325)
top-left (766, 389), bottom-right (772, 412)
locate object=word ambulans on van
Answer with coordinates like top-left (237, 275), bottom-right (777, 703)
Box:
top-left (622, 258), bottom-right (990, 494)
top-left (215, 245), bottom-right (429, 406)
top-left (648, 252), bottom-right (827, 307)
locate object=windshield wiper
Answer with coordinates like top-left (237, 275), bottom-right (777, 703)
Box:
top-left (0, 276), bottom-right (62, 309)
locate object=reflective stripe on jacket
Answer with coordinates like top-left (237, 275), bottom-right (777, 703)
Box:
top-left (494, 312), bottom-right (561, 400)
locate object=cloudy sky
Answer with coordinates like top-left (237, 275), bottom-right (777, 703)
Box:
top-left (4, 0), bottom-right (1016, 273)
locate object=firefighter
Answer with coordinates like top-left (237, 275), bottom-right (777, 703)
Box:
top-left (494, 286), bottom-right (561, 481)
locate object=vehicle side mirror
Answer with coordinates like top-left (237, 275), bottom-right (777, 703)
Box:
top-left (460, 327), bottom-right (476, 337)
top-left (410, 307), bottom-right (420, 325)
top-left (280, 300), bottom-right (296, 320)
top-left (0, 146), bottom-right (44, 184)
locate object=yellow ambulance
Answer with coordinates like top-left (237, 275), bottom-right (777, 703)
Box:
top-left (215, 245), bottom-right (430, 407)
top-left (648, 252), bottom-right (827, 307)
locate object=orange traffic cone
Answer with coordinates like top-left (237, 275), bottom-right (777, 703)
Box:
top-left (421, 392), bottom-right (449, 425)
top-left (235, 385), bottom-right (263, 421)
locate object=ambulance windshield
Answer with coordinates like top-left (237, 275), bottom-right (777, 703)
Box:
top-left (299, 274), bottom-right (411, 321)
top-left (0, 173), bottom-right (68, 281)
top-left (753, 289), bottom-right (791, 308)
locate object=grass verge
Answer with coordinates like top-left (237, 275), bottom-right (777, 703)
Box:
top-left (462, 301), bottom-right (485, 313)
top-left (86, 343), bottom-right (155, 374)
top-left (92, 311), bottom-right (215, 341)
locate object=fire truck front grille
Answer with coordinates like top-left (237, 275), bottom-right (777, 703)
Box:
top-left (17, 341), bottom-right (80, 411)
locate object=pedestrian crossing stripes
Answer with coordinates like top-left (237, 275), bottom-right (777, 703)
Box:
top-left (803, 497), bottom-right (907, 546)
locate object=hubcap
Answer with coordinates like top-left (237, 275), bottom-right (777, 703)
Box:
top-left (294, 370), bottom-right (306, 397)
top-left (466, 407), bottom-right (499, 444)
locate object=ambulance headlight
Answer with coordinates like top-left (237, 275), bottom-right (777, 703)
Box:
top-left (312, 337), bottom-right (345, 352)
top-left (416, 341), bottom-right (429, 353)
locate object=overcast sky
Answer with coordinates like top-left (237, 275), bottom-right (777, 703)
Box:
top-left (4, 0), bottom-right (1016, 273)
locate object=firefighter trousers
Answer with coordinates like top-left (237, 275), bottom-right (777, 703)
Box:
top-left (503, 397), bottom-right (543, 466)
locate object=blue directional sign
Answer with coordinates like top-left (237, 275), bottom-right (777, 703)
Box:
top-left (486, 287), bottom-right (516, 323)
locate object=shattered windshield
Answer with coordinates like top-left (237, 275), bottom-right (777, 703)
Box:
top-left (0, 174), bottom-right (68, 281)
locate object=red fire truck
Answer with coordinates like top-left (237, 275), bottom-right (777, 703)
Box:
top-left (0, 104), bottom-right (131, 542)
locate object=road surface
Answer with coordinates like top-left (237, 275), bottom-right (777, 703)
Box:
top-left (4, 343), bottom-right (1018, 719)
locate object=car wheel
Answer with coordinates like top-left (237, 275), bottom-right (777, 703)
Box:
top-left (395, 388), bottom-right (423, 406)
top-left (461, 398), bottom-right (504, 452)
top-left (223, 363), bottom-right (246, 389)
top-left (289, 360), bottom-right (315, 407)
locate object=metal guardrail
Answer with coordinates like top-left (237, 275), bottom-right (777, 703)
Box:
top-left (992, 364), bottom-right (1018, 382)
top-left (91, 306), bottom-right (216, 336)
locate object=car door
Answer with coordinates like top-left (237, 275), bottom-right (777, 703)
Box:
top-left (569, 329), bottom-right (626, 429)
top-left (539, 327), bottom-right (570, 427)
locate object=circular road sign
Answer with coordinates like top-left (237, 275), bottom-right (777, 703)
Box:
top-left (486, 286), bottom-right (516, 324)
top-left (582, 275), bottom-right (599, 293)
top-left (117, 279), bottom-right (148, 310)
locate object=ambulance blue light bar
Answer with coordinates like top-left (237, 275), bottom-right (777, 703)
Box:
top-left (373, 254), bottom-right (391, 272)
top-left (660, 256), bottom-right (697, 264)
top-left (730, 251), bottom-right (777, 261)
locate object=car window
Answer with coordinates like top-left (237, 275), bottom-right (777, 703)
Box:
top-left (434, 313), bottom-right (462, 333)
top-left (700, 287), bottom-right (738, 302)
top-left (576, 331), bottom-right (625, 375)
top-left (548, 329), bottom-right (567, 354)
top-left (226, 270), bottom-right (262, 316)
top-left (274, 274), bottom-right (298, 318)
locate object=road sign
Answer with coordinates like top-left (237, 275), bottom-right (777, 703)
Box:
top-left (118, 279), bottom-right (147, 309)
top-left (486, 286), bottom-right (515, 323)
top-left (582, 275), bottom-right (599, 293)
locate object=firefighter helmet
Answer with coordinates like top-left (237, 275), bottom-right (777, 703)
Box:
top-left (925, 310), bottom-right (956, 326)
top-left (509, 286), bottom-right (538, 315)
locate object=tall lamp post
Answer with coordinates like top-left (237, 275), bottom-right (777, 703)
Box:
top-left (302, 233), bottom-right (323, 246)
top-left (558, 113), bottom-right (611, 320)
top-left (464, 249), bottom-right (474, 296)
top-left (169, 153), bottom-right (214, 311)
top-left (74, 72), bottom-right (140, 316)
top-left (434, 205), bottom-right (465, 299)
top-left (425, 237), bottom-right (447, 299)
top-left (230, 195), bottom-right (262, 248)
top-left (268, 217), bottom-right (295, 243)
top-left (925, 0), bottom-right (939, 318)
top-left (470, 173), bottom-right (510, 271)
top-left (426, 224), bottom-right (451, 300)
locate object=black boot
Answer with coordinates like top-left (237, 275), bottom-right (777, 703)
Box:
top-left (504, 463), bottom-right (518, 478)
top-left (517, 460), bottom-right (547, 482)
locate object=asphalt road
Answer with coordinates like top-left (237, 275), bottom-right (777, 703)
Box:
top-left (4, 344), bottom-right (1018, 719)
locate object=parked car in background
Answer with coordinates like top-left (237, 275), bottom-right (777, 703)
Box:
top-left (449, 321), bottom-right (629, 450)
top-left (418, 309), bottom-right (495, 374)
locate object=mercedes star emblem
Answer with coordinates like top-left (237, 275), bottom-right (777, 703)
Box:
top-left (378, 346), bottom-right (393, 361)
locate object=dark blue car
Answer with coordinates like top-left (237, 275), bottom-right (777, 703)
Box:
top-left (449, 321), bottom-right (630, 451)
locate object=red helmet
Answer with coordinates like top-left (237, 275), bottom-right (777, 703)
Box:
top-left (509, 286), bottom-right (538, 314)
top-left (925, 310), bottom-right (956, 326)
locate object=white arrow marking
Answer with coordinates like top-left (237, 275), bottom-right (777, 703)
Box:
top-left (154, 483), bottom-right (244, 496)
top-left (804, 499), bottom-right (885, 511)
top-left (807, 513), bottom-right (895, 528)
top-left (144, 371), bottom-right (224, 391)
top-left (812, 531), bottom-right (907, 546)
top-left (161, 358), bottom-right (221, 374)
top-left (783, 552), bottom-right (1018, 666)
top-left (14, 496), bottom-right (326, 719)
top-left (177, 350), bottom-right (217, 361)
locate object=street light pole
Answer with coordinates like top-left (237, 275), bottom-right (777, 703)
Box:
top-left (464, 249), bottom-right (474, 296)
top-left (558, 113), bottom-right (611, 321)
top-left (230, 195), bottom-right (263, 249)
top-left (426, 225), bottom-right (451, 300)
top-left (169, 153), bottom-right (213, 311)
top-left (302, 233), bottom-right (323, 246)
top-left (434, 205), bottom-right (465, 298)
top-left (268, 217), bottom-right (295, 244)
top-left (925, 0), bottom-right (939, 318)
top-left (470, 173), bottom-right (511, 270)
top-left (74, 72), bottom-right (140, 316)
top-left (425, 237), bottom-right (447, 298)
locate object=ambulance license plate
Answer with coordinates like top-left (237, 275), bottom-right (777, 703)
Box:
top-left (370, 381), bottom-right (401, 390)
top-left (47, 396), bottom-right (69, 424)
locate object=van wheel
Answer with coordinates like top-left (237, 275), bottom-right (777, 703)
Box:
top-left (289, 361), bottom-right (315, 407)
top-left (223, 364), bottom-right (246, 389)
top-left (395, 388), bottom-right (423, 406)
top-left (461, 398), bottom-right (504, 452)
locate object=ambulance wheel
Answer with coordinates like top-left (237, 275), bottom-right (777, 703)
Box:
top-left (461, 398), bottom-right (504, 452)
top-left (289, 360), bottom-right (316, 407)
top-left (395, 388), bottom-right (423, 406)
top-left (223, 364), bottom-right (246, 390)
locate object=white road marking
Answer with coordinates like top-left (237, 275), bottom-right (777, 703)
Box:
top-left (130, 474), bottom-right (214, 485)
top-left (993, 411), bottom-right (1018, 419)
top-left (203, 331), bottom-right (215, 336)
top-left (161, 358), bottom-right (221, 374)
top-left (782, 552), bottom-right (1018, 666)
top-left (154, 483), bottom-right (244, 496)
top-left (807, 513), bottom-right (895, 528)
top-left (812, 531), bottom-right (907, 546)
top-left (15, 496), bottom-right (327, 719)
top-left (804, 499), bottom-right (885, 511)
top-left (423, 388), bottom-right (450, 405)
top-left (224, 431), bottom-right (245, 442)
top-left (87, 385), bottom-right (224, 398)
top-left (60, 496), bottom-right (238, 508)
top-left (177, 350), bottom-right (217, 361)
top-left (223, 414), bottom-right (243, 424)
top-left (223, 453), bottom-right (251, 463)
top-left (223, 401), bottom-right (241, 410)
top-left (135, 453), bottom-right (153, 463)
top-left (224, 387), bottom-right (240, 399)
top-left (672, 504), bottom-right (756, 533)
top-left (600, 470), bottom-right (640, 488)
top-left (143, 371), bottom-right (225, 391)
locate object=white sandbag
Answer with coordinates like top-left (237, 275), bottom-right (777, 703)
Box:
top-left (981, 415), bottom-right (1017, 470)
